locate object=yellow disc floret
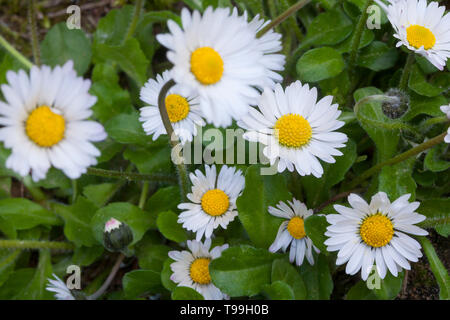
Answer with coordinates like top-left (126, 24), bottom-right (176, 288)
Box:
top-left (359, 213), bottom-right (394, 248)
top-left (287, 216), bottom-right (306, 239)
top-left (406, 25), bottom-right (436, 50)
top-left (274, 113), bottom-right (312, 148)
top-left (25, 105), bottom-right (65, 147)
top-left (201, 189), bottom-right (230, 217)
top-left (190, 47), bottom-right (224, 85)
top-left (165, 94), bottom-right (190, 123)
top-left (190, 257), bottom-right (211, 285)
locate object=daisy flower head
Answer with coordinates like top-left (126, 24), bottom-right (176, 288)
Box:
top-left (139, 70), bottom-right (205, 144)
top-left (440, 104), bottom-right (450, 143)
top-left (46, 274), bottom-right (75, 300)
top-left (169, 238), bottom-right (229, 300)
top-left (0, 61), bottom-right (106, 181)
top-left (238, 81), bottom-right (348, 178)
top-left (156, 6), bottom-right (285, 127)
top-left (178, 165), bottom-right (245, 240)
top-left (324, 192), bottom-right (428, 280)
top-left (375, 0), bottom-right (450, 70)
top-left (269, 198), bottom-right (320, 266)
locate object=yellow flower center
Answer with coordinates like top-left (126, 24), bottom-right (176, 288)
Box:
top-left (190, 47), bottom-right (224, 85)
top-left (406, 25), bottom-right (436, 50)
top-left (287, 216), bottom-right (306, 239)
top-left (190, 257), bottom-right (211, 285)
top-left (274, 114), bottom-right (312, 148)
top-left (25, 105), bottom-right (65, 147)
top-left (359, 213), bottom-right (394, 248)
top-left (165, 94), bottom-right (190, 123)
top-left (201, 189), bottom-right (229, 217)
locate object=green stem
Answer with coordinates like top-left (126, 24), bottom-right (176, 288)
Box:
top-left (0, 35), bottom-right (33, 69)
top-left (421, 116), bottom-right (448, 127)
top-left (86, 167), bottom-right (177, 184)
top-left (257, 0), bottom-right (311, 37)
top-left (22, 176), bottom-right (46, 202)
top-left (28, 0), bottom-right (40, 66)
top-left (346, 131), bottom-right (447, 190)
top-left (157, 80), bottom-right (190, 200)
top-left (348, 0), bottom-right (373, 70)
top-left (138, 181), bottom-right (149, 209)
top-left (419, 237), bottom-right (450, 299)
top-left (71, 180), bottom-right (78, 204)
top-left (125, 0), bottom-right (143, 41)
top-left (398, 52), bottom-right (415, 91)
top-left (0, 239), bottom-right (74, 251)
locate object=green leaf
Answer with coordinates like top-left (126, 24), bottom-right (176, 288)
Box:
top-left (236, 165), bottom-right (291, 249)
top-left (156, 211), bottom-right (188, 243)
top-left (94, 5), bottom-right (134, 45)
top-left (136, 238), bottom-right (171, 272)
top-left (0, 268), bottom-right (35, 299)
top-left (408, 65), bottom-right (444, 97)
top-left (379, 157), bottom-right (417, 200)
top-left (91, 202), bottom-right (154, 247)
top-left (161, 258), bottom-right (177, 291)
top-left (0, 250), bottom-right (21, 287)
top-left (51, 197), bottom-right (98, 247)
top-left (271, 259), bottom-right (307, 299)
top-left (298, 255), bottom-right (333, 300)
top-left (297, 47), bottom-right (345, 82)
top-left (83, 183), bottom-right (118, 207)
top-left (41, 23), bottom-right (92, 75)
top-left (123, 269), bottom-right (161, 299)
top-left (304, 215), bottom-right (329, 254)
top-left (209, 245), bottom-right (281, 297)
top-left (15, 250), bottom-right (53, 299)
top-left (105, 112), bottom-right (148, 145)
top-left (0, 198), bottom-right (60, 230)
top-left (404, 92), bottom-right (447, 121)
top-left (124, 145), bottom-right (172, 175)
top-left (418, 198), bottom-right (450, 237)
top-left (357, 41), bottom-right (398, 71)
top-left (346, 281), bottom-right (377, 300)
top-left (262, 281), bottom-right (295, 300)
top-left (372, 272), bottom-right (404, 300)
top-left (171, 286), bottom-right (204, 300)
top-left (72, 246), bottom-right (104, 266)
top-left (334, 28), bottom-right (374, 53)
top-left (145, 186), bottom-right (181, 215)
top-left (305, 10), bottom-right (353, 46)
top-left (424, 143), bottom-right (450, 173)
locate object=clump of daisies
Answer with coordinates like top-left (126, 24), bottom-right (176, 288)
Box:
top-left (269, 198), bottom-right (320, 266)
top-left (139, 70), bottom-right (205, 144)
top-left (375, 0), bottom-right (450, 70)
top-left (0, 61), bottom-right (106, 181)
top-left (325, 192), bottom-right (427, 280)
top-left (169, 238), bottom-right (229, 300)
top-left (157, 6), bottom-right (285, 127)
top-left (239, 81), bottom-right (348, 177)
top-left (177, 165), bottom-right (245, 240)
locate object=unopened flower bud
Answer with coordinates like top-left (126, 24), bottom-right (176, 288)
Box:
top-left (381, 88), bottom-right (410, 119)
top-left (103, 218), bottom-right (133, 252)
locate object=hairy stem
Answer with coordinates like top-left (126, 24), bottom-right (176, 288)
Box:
top-left (87, 253), bottom-right (125, 300)
top-left (398, 52), bottom-right (415, 91)
top-left (125, 0), bottom-right (143, 41)
top-left (0, 35), bottom-right (33, 69)
top-left (0, 239), bottom-right (74, 251)
top-left (348, 0), bottom-right (373, 70)
top-left (138, 181), bottom-right (149, 209)
top-left (86, 167), bottom-right (177, 184)
top-left (28, 0), bottom-right (41, 66)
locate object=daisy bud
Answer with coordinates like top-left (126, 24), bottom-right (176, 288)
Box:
top-left (381, 88), bottom-right (409, 119)
top-left (103, 218), bottom-right (133, 252)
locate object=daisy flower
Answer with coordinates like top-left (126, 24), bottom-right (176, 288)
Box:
top-left (268, 198), bottom-right (320, 266)
top-left (169, 238), bottom-right (229, 300)
top-left (0, 61), bottom-right (106, 181)
top-left (440, 104), bottom-right (450, 143)
top-left (139, 70), bottom-right (205, 144)
top-left (46, 274), bottom-right (75, 300)
top-left (375, 0), bottom-right (450, 70)
top-left (156, 6), bottom-right (285, 127)
top-left (238, 81), bottom-right (348, 178)
top-left (324, 192), bottom-right (428, 280)
top-left (178, 165), bottom-right (245, 240)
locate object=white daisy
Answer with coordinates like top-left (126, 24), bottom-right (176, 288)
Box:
top-left (324, 192), bottom-right (428, 280)
top-left (169, 238), bottom-right (229, 300)
top-left (238, 81), bottom-right (348, 178)
top-left (178, 165), bottom-right (245, 240)
top-left (46, 274), bottom-right (75, 300)
top-left (440, 104), bottom-right (450, 143)
top-left (268, 198), bottom-right (320, 266)
top-left (375, 0), bottom-right (450, 70)
top-left (139, 70), bottom-right (205, 144)
top-left (0, 61), bottom-right (106, 181)
top-left (156, 6), bottom-right (285, 127)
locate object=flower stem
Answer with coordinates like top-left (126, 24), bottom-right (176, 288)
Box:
top-left (87, 253), bottom-right (125, 300)
top-left (0, 35), bottom-right (33, 69)
top-left (0, 239), bottom-right (74, 251)
top-left (398, 52), bottom-right (415, 91)
top-left (138, 181), bottom-right (149, 209)
top-left (28, 0), bottom-right (41, 66)
top-left (22, 175), bottom-right (46, 202)
top-left (348, 0), bottom-right (373, 70)
top-left (86, 167), bottom-right (177, 184)
top-left (157, 79), bottom-right (190, 201)
top-left (125, 0), bottom-right (143, 41)
top-left (346, 131), bottom-right (447, 190)
top-left (257, 0), bottom-right (311, 38)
